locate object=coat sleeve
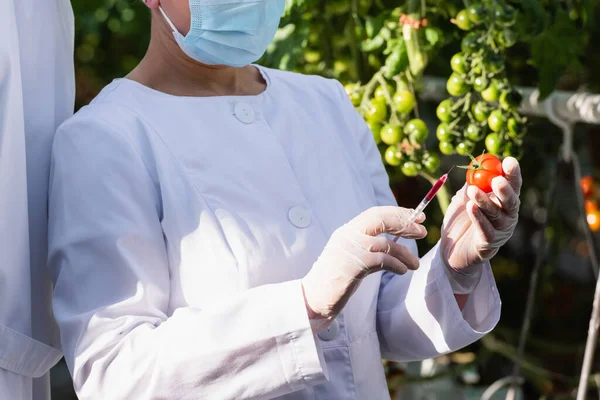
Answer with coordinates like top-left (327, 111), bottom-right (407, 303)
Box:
top-left (331, 80), bottom-right (501, 362)
top-left (48, 115), bottom-right (328, 400)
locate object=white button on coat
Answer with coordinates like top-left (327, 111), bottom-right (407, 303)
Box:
top-left (48, 65), bottom-right (502, 400)
top-left (317, 320), bottom-right (339, 341)
top-left (234, 102), bottom-right (255, 124)
top-left (288, 206), bottom-right (311, 228)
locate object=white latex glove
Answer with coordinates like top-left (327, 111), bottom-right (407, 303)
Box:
top-left (302, 206), bottom-right (427, 333)
top-left (440, 157), bottom-right (522, 294)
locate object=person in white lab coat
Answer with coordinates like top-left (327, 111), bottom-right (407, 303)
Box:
top-left (1, 1), bottom-right (74, 399)
top-left (48, 1), bottom-right (521, 399)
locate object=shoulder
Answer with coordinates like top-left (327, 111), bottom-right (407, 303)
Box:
top-left (260, 66), bottom-right (346, 104)
top-left (54, 80), bottom-right (152, 161)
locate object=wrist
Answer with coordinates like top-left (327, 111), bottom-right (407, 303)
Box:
top-left (301, 280), bottom-right (332, 334)
top-left (442, 262), bottom-right (484, 294)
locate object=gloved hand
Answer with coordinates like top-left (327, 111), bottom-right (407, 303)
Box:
top-left (302, 206), bottom-right (427, 333)
top-left (440, 157), bottom-right (522, 293)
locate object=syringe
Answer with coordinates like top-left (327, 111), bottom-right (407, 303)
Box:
top-left (393, 166), bottom-right (454, 243)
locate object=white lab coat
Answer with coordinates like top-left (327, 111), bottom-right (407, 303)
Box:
top-left (48, 66), bottom-right (501, 400)
top-left (0, 1), bottom-right (74, 399)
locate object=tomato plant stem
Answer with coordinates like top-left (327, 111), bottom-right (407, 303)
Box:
top-left (375, 74), bottom-right (400, 125)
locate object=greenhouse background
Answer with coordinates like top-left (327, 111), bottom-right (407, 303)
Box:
top-left (50, 0), bottom-right (600, 399)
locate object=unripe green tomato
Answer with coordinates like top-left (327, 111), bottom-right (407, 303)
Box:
top-left (461, 32), bottom-right (480, 53)
top-left (499, 89), bottom-right (523, 111)
top-left (384, 146), bottom-right (403, 166)
top-left (380, 124), bottom-right (404, 145)
top-left (503, 142), bottom-right (523, 159)
top-left (365, 98), bottom-right (388, 123)
top-left (405, 119), bottom-right (429, 143)
top-left (368, 121), bottom-right (382, 144)
top-left (496, 5), bottom-right (517, 27)
top-left (447, 73), bottom-right (470, 96)
top-left (439, 140), bottom-right (455, 155)
top-left (393, 90), bottom-right (416, 114)
top-left (466, 123), bottom-right (484, 141)
top-left (401, 161), bottom-right (420, 177)
top-left (454, 10), bottom-right (473, 31)
top-left (472, 101), bottom-right (491, 122)
top-left (436, 123), bottom-right (453, 141)
top-left (507, 118), bottom-right (526, 139)
top-left (436, 99), bottom-right (454, 122)
top-left (473, 76), bottom-right (489, 92)
top-left (450, 52), bottom-right (468, 74)
top-left (481, 80), bottom-right (501, 102)
top-left (488, 110), bottom-right (507, 132)
top-left (467, 3), bottom-right (486, 24)
top-left (497, 29), bottom-right (517, 48)
top-left (485, 132), bottom-right (505, 155)
top-left (374, 83), bottom-right (394, 100)
top-left (422, 152), bottom-right (441, 173)
top-left (344, 83), bottom-right (363, 106)
top-left (456, 140), bottom-right (476, 156)
top-left (483, 52), bottom-right (504, 74)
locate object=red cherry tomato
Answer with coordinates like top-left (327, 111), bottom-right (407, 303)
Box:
top-left (587, 210), bottom-right (600, 232)
top-left (466, 153), bottom-right (505, 193)
top-left (585, 199), bottom-right (598, 214)
top-left (581, 176), bottom-right (594, 198)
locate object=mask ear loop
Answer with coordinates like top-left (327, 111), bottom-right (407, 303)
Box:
top-left (158, 6), bottom-right (180, 34)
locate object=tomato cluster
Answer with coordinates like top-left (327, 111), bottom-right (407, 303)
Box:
top-left (435, 1), bottom-right (527, 159)
top-left (346, 80), bottom-right (440, 177)
top-left (581, 176), bottom-right (600, 232)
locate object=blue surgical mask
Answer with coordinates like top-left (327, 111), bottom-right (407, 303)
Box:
top-left (159, 0), bottom-right (285, 68)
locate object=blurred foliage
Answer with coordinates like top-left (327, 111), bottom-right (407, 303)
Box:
top-left (60, 0), bottom-right (600, 398)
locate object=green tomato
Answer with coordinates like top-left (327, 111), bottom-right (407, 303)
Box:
top-left (422, 152), bottom-right (441, 173)
top-left (496, 5), bottom-right (517, 27)
top-left (405, 119), bottom-right (429, 144)
top-left (344, 83), bottom-right (363, 106)
top-left (503, 142), bottom-right (523, 160)
top-left (461, 32), bottom-right (480, 53)
top-left (436, 99), bottom-right (454, 122)
top-left (466, 123), bottom-right (484, 141)
top-left (456, 140), bottom-right (476, 156)
top-left (499, 89), bottom-right (523, 111)
top-left (473, 76), bottom-right (489, 92)
top-left (436, 123), bottom-right (453, 141)
top-left (368, 121), bottom-right (383, 144)
top-left (481, 80), bottom-right (501, 102)
top-left (485, 132), bottom-right (505, 155)
top-left (401, 161), bottom-right (420, 177)
top-left (497, 29), bottom-right (517, 48)
top-left (393, 90), bottom-right (416, 114)
top-left (365, 98), bottom-right (388, 123)
top-left (507, 118), bottom-right (526, 139)
top-left (483, 52), bottom-right (504, 74)
top-left (374, 83), bottom-right (394, 100)
top-left (380, 124), bottom-right (404, 145)
top-left (467, 3), bottom-right (486, 24)
top-left (439, 140), bottom-right (455, 155)
top-left (454, 10), bottom-right (473, 31)
top-left (450, 52), bottom-right (468, 74)
top-left (488, 110), bottom-right (507, 132)
top-left (472, 101), bottom-right (491, 122)
top-left (447, 73), bottom-right (470, 97)
top-left (384, 146), bottom-right (403, 166)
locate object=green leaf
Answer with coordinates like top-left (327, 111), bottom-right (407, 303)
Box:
top-left (384, 41), bottom-right (408, 78)
top-left (424, 27), bottom-right (440, 47)
top-left (365, 13), bottom-right (386, 38)
top-left (361, 35), bottom-right (385, 52)
top-left (262, 22), bottom-right (309, 71)
top-left (517, 0), bottom-right (549, 37)
top-left (530, 10), bottom-right (584, 99)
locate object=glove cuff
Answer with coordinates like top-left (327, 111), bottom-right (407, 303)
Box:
top-left (442, 263), bottom-right (484, 294)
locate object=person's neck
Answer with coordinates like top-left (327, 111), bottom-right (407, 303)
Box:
top-left (126, 15), bottom-right (266, 98)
